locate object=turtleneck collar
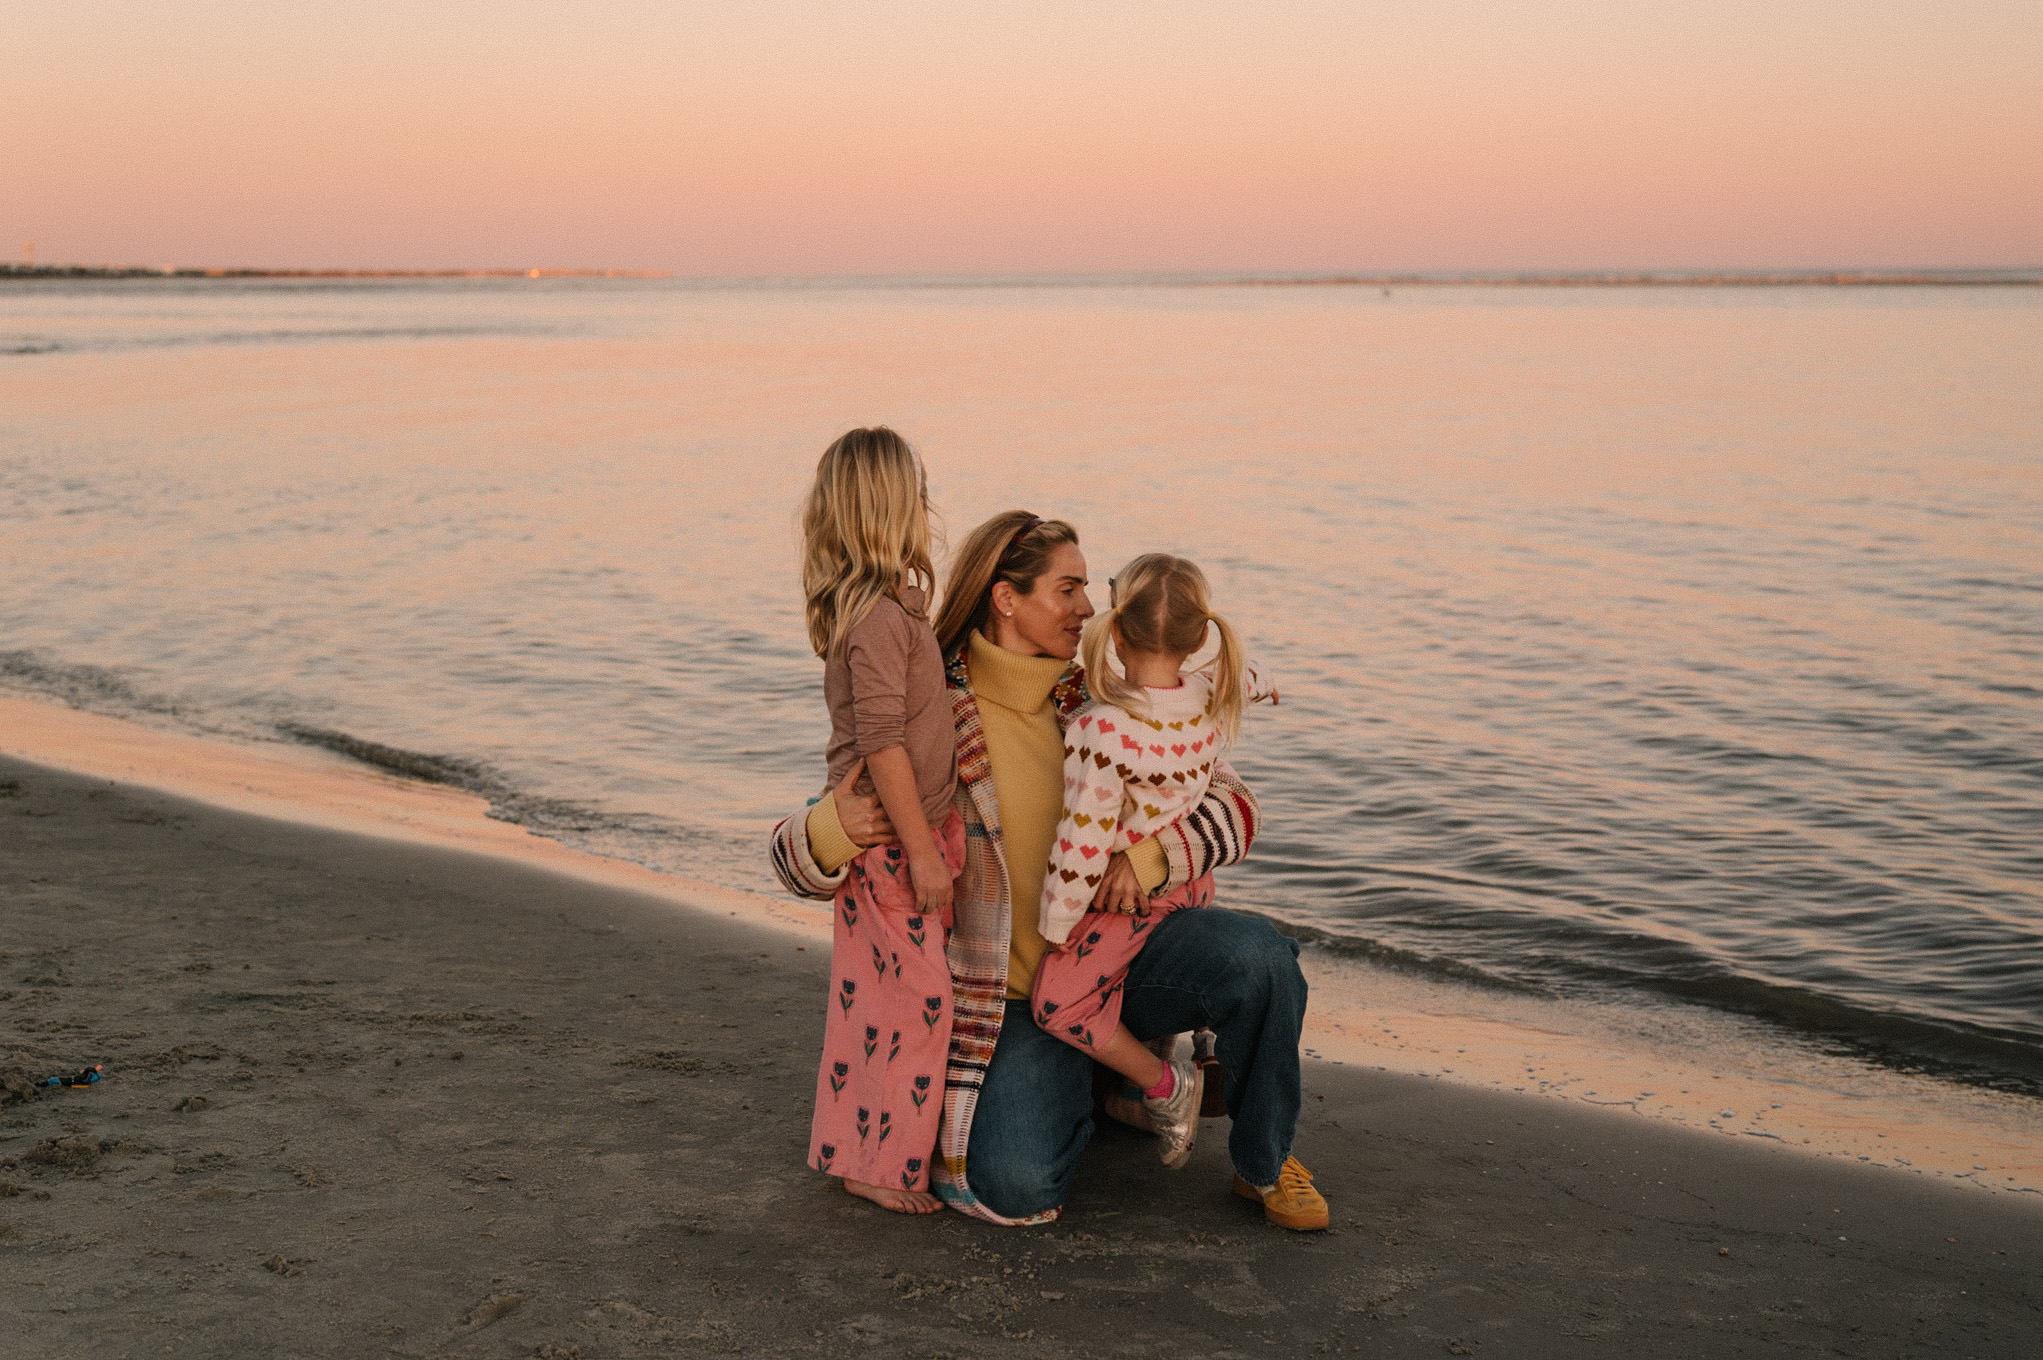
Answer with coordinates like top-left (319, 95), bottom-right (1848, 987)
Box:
top-left (967, 630), bottom-right (1070, 715)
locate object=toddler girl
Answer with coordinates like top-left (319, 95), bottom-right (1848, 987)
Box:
top-left (1033, 552), bottom-right (1269, 1167)
top-left (801, 427), bottom-right (962, 1214)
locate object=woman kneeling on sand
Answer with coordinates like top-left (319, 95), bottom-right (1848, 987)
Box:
top-left (771, 511), bottom-right (1327, 1230)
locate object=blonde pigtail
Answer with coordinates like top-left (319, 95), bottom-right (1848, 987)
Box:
top-left (1079, 609), bottom-right (1143, 716)
top-left (1203, 611), bottom-right (1246, 748)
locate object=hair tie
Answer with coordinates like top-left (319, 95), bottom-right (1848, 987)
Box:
top-left (994, 515), bottom-right (1042, 576)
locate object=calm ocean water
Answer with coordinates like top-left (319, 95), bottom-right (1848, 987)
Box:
top-left (4, 277), bottom-right (2039, 1086)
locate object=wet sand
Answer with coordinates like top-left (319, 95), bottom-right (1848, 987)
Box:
top-left (3, 754), bottom-right (2039, 1359)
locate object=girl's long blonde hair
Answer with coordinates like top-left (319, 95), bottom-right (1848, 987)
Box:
top-left (801, 427), bottom-right (937, 659)
top-left (1080, 553), bottom-right (1245, 746)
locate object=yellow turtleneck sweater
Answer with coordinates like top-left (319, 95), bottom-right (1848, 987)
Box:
top-left (962, 631), bottom-right (1074, 999)
top-left (803, 629), bottom-right (1167, 1000)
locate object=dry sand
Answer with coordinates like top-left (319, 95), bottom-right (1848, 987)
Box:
top-left (3, 753), bottom-right (2039, 1358)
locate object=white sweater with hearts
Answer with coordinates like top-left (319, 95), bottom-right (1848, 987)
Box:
top-left (1038, 675), bottom-right (1223, 945)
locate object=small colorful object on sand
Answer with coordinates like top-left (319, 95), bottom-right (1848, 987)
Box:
top-left (44, 1065), bottom-right (104, 1089)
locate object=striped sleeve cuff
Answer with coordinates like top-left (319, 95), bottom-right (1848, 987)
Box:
top-left (805, 795), bottom-right (862, 875)
top-left (1159, 763), bottom-right (1260, 888)
top-left (769, 800), bottom-right (853, 901)
top-left (1127, 837), bottom-right (1169, 895)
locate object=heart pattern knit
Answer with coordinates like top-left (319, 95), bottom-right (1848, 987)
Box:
top-left (1037, 675), bottom-right (1220, 948)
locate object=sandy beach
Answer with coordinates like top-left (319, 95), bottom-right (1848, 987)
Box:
top-left (4, 749), bottom-right (2039, 1359)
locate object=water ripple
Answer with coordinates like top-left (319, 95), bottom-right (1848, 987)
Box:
top-left (3, 276), bottom-right (2039, 1090)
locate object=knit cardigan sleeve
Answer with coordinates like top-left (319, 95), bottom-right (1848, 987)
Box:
top-left (1039, 729), bottom-right (1131, 945)
top-left (768, 800), bottom-right (849, 901)
top-left (1153, 759), bottom-right (1259, 890)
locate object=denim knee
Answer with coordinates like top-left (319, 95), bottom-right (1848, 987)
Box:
top-left (1233, 915), bottom-right (1302, 969)
top-left (965, 1003), bottom-right (1096, 1220)
top-left (970, 1147), bottom-right (1068, 1221)
top-left (1238, 922), bottom-right (1304, 1003)
top-left (1183, 911), bottom-right (1304, 1000)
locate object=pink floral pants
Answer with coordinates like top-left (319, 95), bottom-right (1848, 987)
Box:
top-left (1030, 873), bottom-right (1215, 1052)
top-left (808, 810), bottom-right (963, 1191)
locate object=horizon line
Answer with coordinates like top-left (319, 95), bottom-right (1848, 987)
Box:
top-left (5, 263), bottom-right (2041, 288)
top-left (0, 265), bottom-right (675, 281)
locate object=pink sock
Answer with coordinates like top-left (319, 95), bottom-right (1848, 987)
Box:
top-left (1142, 1065), bottom-right (1175, 1100)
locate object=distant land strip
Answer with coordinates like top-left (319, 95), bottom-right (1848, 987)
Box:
top-left (3, 264), bottom-right (2037, 287)
top-left (0, 265), bottom-right (671, 280)
top-left (1205, 270), bottom-right (2042, 288)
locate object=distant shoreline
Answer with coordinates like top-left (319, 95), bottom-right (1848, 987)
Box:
top-left (0, 264), bottom-right (671, 280)
top-left (1220, 269), bottom-right (2043, 288)
top-left (3, 263), bottom-right (2038, 287)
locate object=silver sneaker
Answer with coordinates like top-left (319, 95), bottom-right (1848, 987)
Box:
top-left (1142, 1057), bottom-right (1204, 1169)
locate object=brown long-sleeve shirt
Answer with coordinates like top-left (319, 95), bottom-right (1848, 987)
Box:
top-left (823, 585), bottom-right (957, 829)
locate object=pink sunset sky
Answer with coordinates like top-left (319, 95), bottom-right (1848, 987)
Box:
top-left (3, 1), bottom-right (2038, 275)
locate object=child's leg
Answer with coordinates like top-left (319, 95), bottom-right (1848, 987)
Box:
top-left (1047, 878), bottom-right (1218, 1168)
top-left (809, 864), bottom-right (902, 1196)
top-left (1031, 905), bottom-right (1176, 1085)
top-left (1032, 875), bottom-right (1216, 1085)
top-left (1088, 1023), bottom-right (1169, 1091)
top-left (807, 815), bottom-right (962, 1212)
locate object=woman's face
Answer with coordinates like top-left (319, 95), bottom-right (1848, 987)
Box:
top-left (989, 542), bottom-right (1094, 660)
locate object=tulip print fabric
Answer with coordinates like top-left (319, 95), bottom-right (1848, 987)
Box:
top-left (809, 809), bottom-right (964, 1190)
top-left (1030, 872), bottom-right (1214, 1051)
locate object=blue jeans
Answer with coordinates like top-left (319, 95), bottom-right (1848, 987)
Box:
top-left (964, 907), bottom-right (1307, 1221)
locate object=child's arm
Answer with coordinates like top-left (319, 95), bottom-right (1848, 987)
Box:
top-left (1040, 719), bottom-right (1128, 944)
top-left (864, 744), bottom-right (952, 914)
top-left (1146, 760), bottom-right (1259, 893)
top-left (1244, 658), bottom-right (1279, 706)
top-left (840, 599), bottom-right (949, 914)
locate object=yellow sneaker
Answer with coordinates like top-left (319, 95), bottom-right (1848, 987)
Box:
top-left (1232, 1156), bottom-right (1329, 1231)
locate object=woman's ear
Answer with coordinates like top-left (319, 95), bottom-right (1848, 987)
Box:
top-left (989, 580), bottom-right (1016, 620)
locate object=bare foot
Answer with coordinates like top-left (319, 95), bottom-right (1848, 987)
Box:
top-left (842, 1178), bottom-right (943, 1214)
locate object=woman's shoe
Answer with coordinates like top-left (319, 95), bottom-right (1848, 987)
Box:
top-left (1232, 1156), bottom-right (1329, 1230)
top-left (1142, 1058), bottom-right (1204, 1169)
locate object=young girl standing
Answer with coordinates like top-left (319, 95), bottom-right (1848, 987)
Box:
top-left (1032, 553), bottom-right (1270, 1168)
top-left (801, 428), bottom-right (962, 1214)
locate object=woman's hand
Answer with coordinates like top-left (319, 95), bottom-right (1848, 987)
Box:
top-left (1090, 852), bottom-right (1148, 916)
top-left (830, 758), bottom-right (899, 849)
